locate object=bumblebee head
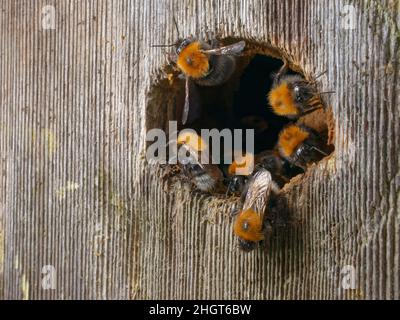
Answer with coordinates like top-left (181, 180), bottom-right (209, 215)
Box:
top-left (255, 151), bottom-right (283, 174)
top-left (227, 175), bottom-right (248, 195)
top-left (175, 38), bottom-right (195, 55)
top-left (238, 238), bottom-right (257, 252)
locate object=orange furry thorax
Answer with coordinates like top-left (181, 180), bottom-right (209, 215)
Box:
top-left (233, 209), bottom-right (264, 242)
top-left (176, 41), bottom-right (210, 79)
top-left (268, 82), bottom-right (299, 116)
top-left (278, 125), bottom-right (309, 157)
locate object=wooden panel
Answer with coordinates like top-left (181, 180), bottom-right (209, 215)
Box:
top-left (0, 0), bottom-right (398, 299)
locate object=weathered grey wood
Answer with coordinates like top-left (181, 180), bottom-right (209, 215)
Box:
top-left (0, 0), bottom-right (399, 299)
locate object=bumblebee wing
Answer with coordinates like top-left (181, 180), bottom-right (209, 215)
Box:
top-left (201, 40), bottom-right (245, 56)
top-left (182, 77), bottom-right (201, 125)
top-left (239, 179), bottom-right (250, 204)
top-left (242, 170), bottom-right (275, 217)
top-left (182, 77), bottom-right (190, 125)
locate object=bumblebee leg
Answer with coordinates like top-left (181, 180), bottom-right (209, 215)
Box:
top-left (275, 58), bottom-right (289, 81)
top-left (262, 220), bottom-right (274, 253)
top-left (225, 179), bottom-right (233, 196)
top-left (298, 151), bottom-right (310, 169)
top-left (313, 70), bottom-right (327, 81)
top-left (291, 151), bottom-right (301, 168)
top-left (210, 38), bottom-right (220, 49)
top-left (264, 220), bottom-right (273, 235)
top-left (166, 50), bottom-right (178, 67)
top-left (300, 104), bottom-right (324, 116)
top-left (272, 196), bottom-right (289, 228)
top-left (310, 145), bottom-right (328, 157)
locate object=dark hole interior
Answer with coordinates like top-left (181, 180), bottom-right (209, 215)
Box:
top-left (232, 55), bottom-right (290, 153)
top-left (152, 46), bottom-right (335, 195)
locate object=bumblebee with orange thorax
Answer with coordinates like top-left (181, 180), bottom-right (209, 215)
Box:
top-left (226, 152), bottom-right (254, 196)
top-left (177, 38), bottom-right (245, 124)
top-left (176, 131), bottom-right (224, 193)
top-left (153, 29), bottom-right (245, 125)
top-left (233, 170), bottom-right (279, 251)
top-left (277, 124), bottom-right (328, 170)
top-left (254, 150), bottom-right (290, 187)
top-left (268, 63), bottom-right (333, 119)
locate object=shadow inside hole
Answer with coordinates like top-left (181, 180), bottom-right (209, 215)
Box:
top-left (232, 54), bottom-right (291, 153)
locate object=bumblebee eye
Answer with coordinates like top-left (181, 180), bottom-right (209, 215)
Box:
top-left (176, 38), bottom-right (192, 55)
top-left (294, 86), bottom-right (303, 102)
top-left (295, 145), bottom-right (306, 158)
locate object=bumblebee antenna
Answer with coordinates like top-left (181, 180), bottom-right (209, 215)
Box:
top-left (173, 16), bottom-right (180, 39)
top-left (310, 146), bottom-right (328, 156)
top-left (150, 44), bottom-right (175, 48)
top-left (319, 91), bottom-right (336, 95)
top-left (314, 70), bottom-right (327, 79)
top-left (225, 180), bottom-right (233, 196)
top-left (304, 142), bottom-right (328, 157)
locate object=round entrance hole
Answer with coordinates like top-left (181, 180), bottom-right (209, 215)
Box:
top-left (146, 39), bottom-right (335, 196)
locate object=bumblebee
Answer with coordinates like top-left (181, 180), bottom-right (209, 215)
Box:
top-left (176, 38), bottom-right (245, 85)
top-left (277, 124), bottom-right (328, 170)
top-left (158, 37), bottom-right (245, 124)
top-left (227, 150), bottom-right (294, 195)
top-left (233, 170), bottom-right (279, 251)
top-left (226, 152), bottom-right (254, 196)
top-left (268, 63), bottom-right (327, 119)
top-left (176, 130), bottom-right (224, 192)
top-left (178, 38), bottom-right (245, 124)
top-left (254, 150), bottom-right (290, 187)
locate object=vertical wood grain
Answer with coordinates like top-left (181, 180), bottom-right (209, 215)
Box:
top-left (0, 0), bottom-right (398, 299)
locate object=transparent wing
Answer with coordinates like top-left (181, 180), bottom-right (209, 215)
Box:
top-left (242, 170), bottom-right (274, 216)
top-left (201, 40), bottom-right (245, 56)
top-left (182, 77), bottom-right (190, 125)
top-left (182, 77), bottom-right (201, 125)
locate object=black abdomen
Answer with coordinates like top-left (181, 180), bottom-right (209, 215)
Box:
top-left (195, 55), bottom-right (236, 87)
